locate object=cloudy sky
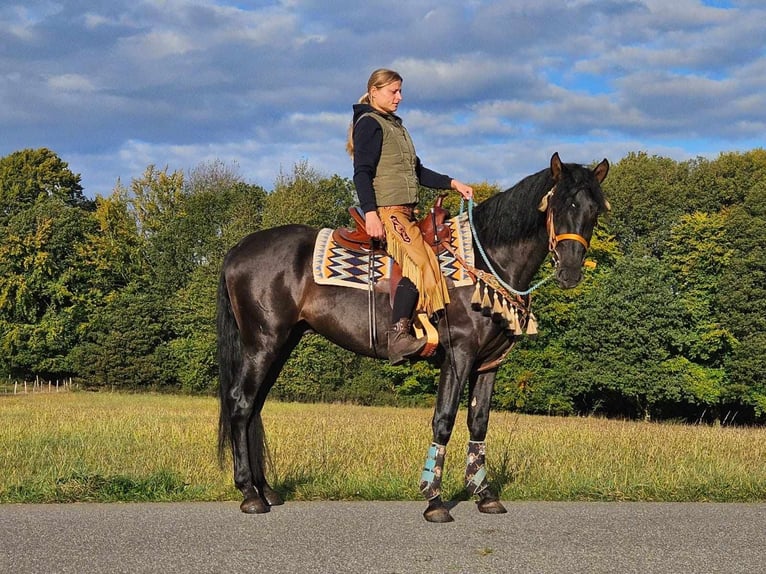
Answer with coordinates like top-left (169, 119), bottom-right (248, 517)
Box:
top-left (1, 0), bottom-right (764, 197)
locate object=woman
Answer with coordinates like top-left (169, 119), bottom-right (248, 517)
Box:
top-left (346, 68), bottom-right (474, 365)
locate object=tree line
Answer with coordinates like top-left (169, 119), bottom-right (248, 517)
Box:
top-left (1, 147), bottom-right (764, 423)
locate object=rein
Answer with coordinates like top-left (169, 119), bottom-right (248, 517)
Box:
top-left (462, 188), bottom-right (590, 296)
top-left (463, 198), bottom-right (552, 296)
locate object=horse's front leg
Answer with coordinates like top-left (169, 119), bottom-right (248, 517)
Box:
top-left (420, 356), bottom-right (472, 523)
top-left (466, 370), bottom-right (507, 515)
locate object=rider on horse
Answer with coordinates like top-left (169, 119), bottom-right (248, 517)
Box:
top-left (347, 68), bottom-right (474, 365)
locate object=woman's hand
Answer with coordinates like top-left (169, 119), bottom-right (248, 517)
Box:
top-left (365, 210), bottom-right (386, 240)
top-left (451, 179), bottom-right (474, 200)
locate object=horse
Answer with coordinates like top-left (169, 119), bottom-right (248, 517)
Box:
top-left (217, 152), bottom-right (610, 523)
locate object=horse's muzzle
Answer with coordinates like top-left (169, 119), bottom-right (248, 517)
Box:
top-left (556, 265), bottom-right (583, 289)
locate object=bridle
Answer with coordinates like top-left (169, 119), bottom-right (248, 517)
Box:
top-left (539, 187), bottom-right (590, 266)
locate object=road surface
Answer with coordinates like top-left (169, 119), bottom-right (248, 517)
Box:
top-left (1, 501), bottom-right (764, 573)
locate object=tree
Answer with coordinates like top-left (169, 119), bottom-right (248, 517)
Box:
top-left (0, 150), bottom-right (97, 378)
top-left (124, 165), bottom-right (188, 295)
top-left (716, 194), bottom-right (766, 418)
top-left (166, 162), bottom-right (267, 393)
top-left (602, 152), bottom-right (691, 255)
top-left (562, 256), bottom-right (720, 419)
top-left (665, 211), bottom-right (734, 368)
top-left (0, 148), bottom-right (91, 225)
top-left (71, 283), bottom-right (174, 389)
top-left (493, 226), bottom-right (623, 415)
top-left (262, 160), bottom-right (354, 229)
top-left (77, 191), bottom-right (143, 296)
top-left (687, 149), bottom-right (766, 213)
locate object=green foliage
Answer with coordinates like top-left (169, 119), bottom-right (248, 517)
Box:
top-left (390, 360), bottom-right (439, 402)
top-left (494, 342), bottom-right (576, 416)
top-left (665, 211), bottom-right (734, 366)
top-left (687, 149), bottom-right (766, 212)
top-left (2, 146), bottom-right (765, 422)
top-left (715, 186), bottom-right (766, 414)
top-left (563, 256), bottom-right (710, 417)
top-left (602, 151), bottom-right (691, 254)
top-left (79, 192), bottom-right (143, 293)
top-left (419, 180), bottom-right (501, 215)
top-left (71, 283), bottom-right (175, 389)
top-left (0, 166), bottom-right (97, 377)
top-left (0, 148), bottom-right (91, 225)
top-left (272, 334), bottom-right (352, 402)
top-left (262, 160), bottom-right (354, 229)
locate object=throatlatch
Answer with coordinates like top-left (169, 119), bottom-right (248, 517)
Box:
top-left (465, 441), bottom-right (490, 495)
top-left (419, 442), bottom-right (446, 500)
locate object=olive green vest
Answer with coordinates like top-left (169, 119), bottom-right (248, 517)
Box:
top-left (362, 112), bottom-right (419, 207)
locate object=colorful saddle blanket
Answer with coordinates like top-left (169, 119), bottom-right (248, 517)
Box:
top-left (312, 213), bottom-right (475, 290)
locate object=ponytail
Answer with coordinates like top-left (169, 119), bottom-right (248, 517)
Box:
top-left (346, 92), bottom-right (372, 156)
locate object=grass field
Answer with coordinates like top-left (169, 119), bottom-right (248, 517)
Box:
top-left (1, 391), bottom-right (765, 504)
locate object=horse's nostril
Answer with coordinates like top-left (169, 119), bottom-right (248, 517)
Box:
top-left (557, 267), bottom-right (583, 288)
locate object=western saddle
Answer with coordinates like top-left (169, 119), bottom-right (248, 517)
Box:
top-left (330, 195), bottom-right (453, 358)
top-left (331, 194), bottom-right (452, 256)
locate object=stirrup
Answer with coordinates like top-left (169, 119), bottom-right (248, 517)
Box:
top-left (412, 312), bottom-right (438, 357)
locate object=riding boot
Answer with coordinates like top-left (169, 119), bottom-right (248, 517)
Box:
top-left (388, 317), bottom-right (426, 366)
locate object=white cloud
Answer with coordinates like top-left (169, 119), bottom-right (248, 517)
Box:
top-left (47, 73), bottom-right (98, 92)
top-left (1, 0), bottom-right (764, 197)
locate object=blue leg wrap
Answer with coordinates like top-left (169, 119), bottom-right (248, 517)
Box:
top-left (419, 442), bottom-right (446, 500)
top-left (465, 441), bottom-right (490, 495)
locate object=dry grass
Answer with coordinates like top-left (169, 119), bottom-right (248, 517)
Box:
top-left (1, 392), bottom-right (764, 503)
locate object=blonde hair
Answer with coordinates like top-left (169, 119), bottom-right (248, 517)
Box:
top-left (346, 68), bottom-right (403, 157)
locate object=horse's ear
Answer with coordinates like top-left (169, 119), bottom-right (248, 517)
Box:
top-left (593, 158), bottom-right (609, 183)
top-left (550, 152), bottom-right (563, 181)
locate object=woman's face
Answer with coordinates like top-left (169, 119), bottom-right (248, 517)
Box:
top-left (370, 81), bottom-right (402, 114)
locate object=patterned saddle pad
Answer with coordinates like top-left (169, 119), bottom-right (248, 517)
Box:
top-left (312, 213), bottom-right (475, 290)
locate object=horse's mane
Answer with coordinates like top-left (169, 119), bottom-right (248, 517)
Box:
top-left (471, 162), bottom-right (608, 249)
top-left (471, 168), bottom-right (552, 248)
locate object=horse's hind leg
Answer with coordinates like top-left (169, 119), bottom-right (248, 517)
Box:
top-left (224, 357), bottom-right (270, 513)
top-left (224, 343), bottom-right (286, 514)
top-left (249, 366), bottom-right (284, 508)
top-left (226, 324), bottom-right (305, 513)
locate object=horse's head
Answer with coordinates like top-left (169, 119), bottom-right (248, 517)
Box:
top-left (538, 152), bottom-right (610, 289)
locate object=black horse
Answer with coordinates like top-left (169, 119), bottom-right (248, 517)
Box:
top-left (217, 153), bottom-right (609, 522)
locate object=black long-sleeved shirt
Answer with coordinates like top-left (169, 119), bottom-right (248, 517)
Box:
top-left (351, 104), bottom-right (452, 213)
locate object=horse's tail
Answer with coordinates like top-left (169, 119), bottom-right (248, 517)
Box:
top-left (216, 269), bottom-right (240, 467)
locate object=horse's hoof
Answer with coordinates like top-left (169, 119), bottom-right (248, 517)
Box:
top-left (262, 486), bottom-right (284, 506)
top-left (477, 498), bottom-right (507, 514)
top-left (423, 506), bottom-right (454, 523)
top-left (240, 497), bottom-right (270, 514)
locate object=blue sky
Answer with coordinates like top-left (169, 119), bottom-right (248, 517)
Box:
top-left (1, 0), bottom-right (764, 197)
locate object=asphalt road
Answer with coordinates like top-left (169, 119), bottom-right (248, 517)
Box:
top-left (1, 501), bottom-right (764, 574)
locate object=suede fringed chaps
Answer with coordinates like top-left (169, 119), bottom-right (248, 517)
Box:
top-left (379, 206), bottom-right (449, 316)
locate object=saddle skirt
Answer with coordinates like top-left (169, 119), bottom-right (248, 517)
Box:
top-left (312, 213), bottom-right (475, 291)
